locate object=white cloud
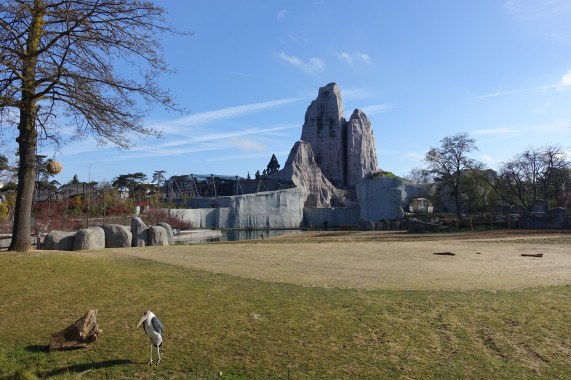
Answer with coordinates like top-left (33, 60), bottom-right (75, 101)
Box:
top-left (560, 69), bottom-right (571, 86)
top-left (359, 53), bottom-right (372, 64)
top-left (277, 9), bottom-right (287, 20)
top-left (230, 137), bottom-right (266, 152)
top-left (472, 128), bottom-right (514, 135)
top-left (407, 152), bottom-right (425, 160)
top-left (156, 98), bottom-right (301, 135)
top-left (339, 52), bottom-right (352, 65)
top-left (338, 51), bottom-right (372, 65)
top-left (480, 154), bottom-right (501, 165)
top-left (278, 51), bottom-right (324, 73)
top-left (341, 88), bottom-right (375, 99)
top-left (474, 68), bottom-right (571, 99)
top-left (361, 104), bottom-right (394, 115)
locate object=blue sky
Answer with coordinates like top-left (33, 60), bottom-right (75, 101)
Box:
top-left (36, 0), bottom-right (571, 184)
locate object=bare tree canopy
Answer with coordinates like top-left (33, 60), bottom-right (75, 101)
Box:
top-left (495, 145), bottom-right (570, 210)
top-left (424, 132), bottom-right (480, 219)
top-left (0, 0), bottom-right (188, 251)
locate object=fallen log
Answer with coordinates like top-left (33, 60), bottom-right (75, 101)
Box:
top-left (49, 309), bottom-right (102, 351)
top-left (433, 252), bottom-right (455, 256)
top-left (521, 253), bottom-right (543, 258)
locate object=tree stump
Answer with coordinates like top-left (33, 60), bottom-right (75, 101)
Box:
top-left (49, 309), bottom-right (102, 351)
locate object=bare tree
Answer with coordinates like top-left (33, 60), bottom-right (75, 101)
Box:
top-left (424, 132), bottom-right (480, 219)
top-left (495, 146), bottom-right (570, 210)
top-left (0, 0), bottom-right (187, 251)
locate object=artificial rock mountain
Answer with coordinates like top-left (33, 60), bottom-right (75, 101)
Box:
top-left (271, 83), bottom-right (379, 207)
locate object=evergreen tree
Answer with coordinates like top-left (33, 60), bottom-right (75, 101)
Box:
top-left (266, 154), bottom-right (280, 176)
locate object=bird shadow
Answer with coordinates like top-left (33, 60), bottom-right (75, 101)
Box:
top-left (44, 359), bottom-right (133, 377)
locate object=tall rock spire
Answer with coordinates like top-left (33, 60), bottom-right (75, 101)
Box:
top-left (300, 83), bottom-right (379, 189)
top-left (346, 109), bottom-right (379, 188)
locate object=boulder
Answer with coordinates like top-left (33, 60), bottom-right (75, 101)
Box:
top-left (380, 219), bottom-right (390, 230)
top-left (43, 230), bottom-right (75, 251)
top-left (102, 224), bottom-right (132, 248)
top-left (148, 225), bottom-right (169, 246)
top-left (358, 219), bottom-right (375, 231)
top-left (72, 227), bottom-right (105, 250)
top-left (390, 220), bottom-right (401, 230)
top-left (157, 222), bottom-right (175, 245)
top-left (131, 217), bottom-right (148, 247)
top-left (544, 207), bottom-right (569, 229)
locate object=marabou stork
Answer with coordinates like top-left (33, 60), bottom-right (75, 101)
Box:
top-left (137, 310), bottom-right (163, 365)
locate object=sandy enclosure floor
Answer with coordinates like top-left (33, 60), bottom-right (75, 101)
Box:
top-left (97, 231), bottom-right (570, 291)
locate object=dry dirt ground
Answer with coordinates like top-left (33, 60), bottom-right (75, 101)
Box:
top-left (95, 229), bottom-right (571, 291)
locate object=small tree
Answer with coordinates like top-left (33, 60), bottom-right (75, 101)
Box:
top-left (69, 174), bottom-right (80, 185)
top-left (266, 154), bottom-right (281, 176)
top-left (424, 133), bottom-right (480, 219)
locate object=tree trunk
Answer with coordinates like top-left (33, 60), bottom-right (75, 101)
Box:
top-left (9, 108), bottom-right (37, 252)
top-left (49, 309), bottom-right (102, 351)
top-left (8, 0), bottom-right (43, 252)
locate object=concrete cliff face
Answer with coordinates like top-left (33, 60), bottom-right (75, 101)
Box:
top-left (356, 177), bottom-right (424, 221)
top-left (299, 83), bottom-right (379, 189)
top-left (168, 187), bottom-right (306, 229)
top-left (270, 141), bottom-right (345, 208)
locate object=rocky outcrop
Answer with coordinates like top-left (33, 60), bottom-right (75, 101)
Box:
top-left (72, 227), bottom-right (105, 251)
top-left (299, 83), bottom-right (379, 189)
top-left (269, 141), bottom-right (346, 208)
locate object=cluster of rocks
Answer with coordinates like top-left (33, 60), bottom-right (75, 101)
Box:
top-left (43, 217), bottom-right (174, 251)
top-left (358, 218), bottom-right (449, 232)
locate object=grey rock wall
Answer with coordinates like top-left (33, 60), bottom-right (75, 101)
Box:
top-left (357, 177), bottom-right (425, 221)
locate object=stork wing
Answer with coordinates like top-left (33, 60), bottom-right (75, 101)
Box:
top-left (151, 316), bottom-right (163, 334)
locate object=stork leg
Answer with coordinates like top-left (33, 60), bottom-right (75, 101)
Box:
top-left (157, 346), bottom-right (162, 363)
top-left (147, 344), bottom-right (153, 365)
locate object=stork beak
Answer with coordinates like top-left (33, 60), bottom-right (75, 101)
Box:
top-left (137, 313), bottom-right (147, 328)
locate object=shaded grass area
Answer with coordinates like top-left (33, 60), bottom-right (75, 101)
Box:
top-left (0, 251), bottom-right (569, 379)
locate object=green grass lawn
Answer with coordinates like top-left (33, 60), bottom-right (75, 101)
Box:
top-left (0, 250), bottom-right (569, 379)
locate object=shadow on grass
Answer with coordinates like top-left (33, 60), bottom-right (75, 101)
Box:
top-left (24, 345), bottom-right (132, 377)
top-left (25, 344), bottom-right (49, 353)
top-left (44, 359), bottom-right (133, 377)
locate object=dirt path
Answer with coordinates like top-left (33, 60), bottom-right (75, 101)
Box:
top-left (100, 230), bottom-right (570, 290)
